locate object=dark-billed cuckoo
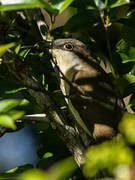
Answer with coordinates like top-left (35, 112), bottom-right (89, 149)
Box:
top-left (41, 38), bottom-right (124, 140)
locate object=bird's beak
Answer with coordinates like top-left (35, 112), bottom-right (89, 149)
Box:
top-left (34, 40), bottom-right (53, 51)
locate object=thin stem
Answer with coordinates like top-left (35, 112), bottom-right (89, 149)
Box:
top-left (99, 10), bottom-right (118, 78)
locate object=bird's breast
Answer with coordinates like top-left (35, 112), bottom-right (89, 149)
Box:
top-left (51, 49), bottom-right (82, 76)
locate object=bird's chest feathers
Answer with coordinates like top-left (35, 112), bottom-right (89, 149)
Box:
top-left (52, 49), bottom-right (83, 95)
top-left (52, 49), bottom-right (82, 77)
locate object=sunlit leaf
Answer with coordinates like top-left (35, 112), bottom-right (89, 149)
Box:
top-left (43, 152), bottom-right (54, 159)
top-left (0, 43), bottom-right (15, 57)
top-left (0, 114), bottom-right (16, 129)
top-left (19, 169), bottom-right (47, 180)
top-left (93, 0), bottom-right (105, 10)
top-left (52, 0), bottom-right (75, 15)
top-left (83, 138), bottom-right (133, 177)
top-left (119, 112), bottom-right (135, 144)
top-left (4, 87), bottom-right (27, 95)
top-left (109, 0), bottom-right (130, 8)
top-left (0, 99), bottom-right (21, 113)
top-left (0, 0), bottom-right (53, 14)
top-left (116, 74), bottom-right (135, 96)
top-left (116, 39), bottom-right (128, 54)
top-left (8, 110), bottom-right (24, 121)
top-left (6, 167), bottom-right (19, 173)
top-left (46, 157), bottom-right (77, 180)
top-left (94, 0), bottom-right (130, 10)
top-left (119, 47), bottom-right (135, 63)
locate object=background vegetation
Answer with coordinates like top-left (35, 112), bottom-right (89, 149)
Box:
top-left (0, 0), bottom-right (135, 179)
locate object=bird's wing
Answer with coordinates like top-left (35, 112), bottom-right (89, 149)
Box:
top-left (68, 60), bottom-right (124, 139)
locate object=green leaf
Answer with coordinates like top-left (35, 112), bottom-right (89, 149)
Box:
top-left (46, 157), bottom-right (77, 180)
top-left (122, 26), bottom-right (135, 47)
top-left (4, 87), bottom-right (27, 95)
top-left (122, 57), bottom-right (135, 63)
top-left (83, 138), bottom-right (133, 177)
top-left (116, 39), bottom-right (128, 54)
top-left (93, 0), bottom-right (106, 10)
top-left (0, 99), bottom-right (22, 113)
top-left (109, 0), bottom-right (130, 8)
top-left (50, 0), bottom-right (75, 15)
top-left (119, 16), bottom-right (135, 29)
top-left (64, 11), bottom-right (96, 32)
top-left (8, 110), bottom-right (24, 121)
top-left (0, 114), bottom-right (16, 129)
top-left (19, 169), bottom-right (47, 180)
top-left (5, 164), bottom-right (33, 174)
top-left (94, 0), bottom-right (130, 10)
top-left (116, 74), bottom-right (135, 96)
top-left (0, 0), bottom-right (53, 14)
top-left (116, 39), bottom-right (135, 63)
top-left (43, 152), bottom-right (54, 159)
top-left (0, 43), bottom-right (15, 57)
top-left (120, 47), bottom-right (135, 63)
top-left (119, 112), bottom-right (135, 144)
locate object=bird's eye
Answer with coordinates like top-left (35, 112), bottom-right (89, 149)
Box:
top-left (64, 43), bottom-right (73, 50)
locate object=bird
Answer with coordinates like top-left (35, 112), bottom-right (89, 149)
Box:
top-left (40, 38), bottom-right (125, 140)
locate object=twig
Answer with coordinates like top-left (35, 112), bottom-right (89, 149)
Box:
top-left (17, 114), bottom-right (49, 123)
top-left (0, 127), bottom-right (8, 137)
top-left (33, 9), bottom-right (49, 40)
top-left (99, 10), bottom-right (117, 78)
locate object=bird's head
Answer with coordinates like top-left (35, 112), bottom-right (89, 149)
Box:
top-left (42, 38), bottom-right (91, 75)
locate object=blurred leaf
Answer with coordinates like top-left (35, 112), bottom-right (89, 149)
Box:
top-left (83, 138), bottom-right (133, 177)
top-left (0, 43), bottom-right (15, 57)
top-left (0, 79), bottom-right (22, 97)
top-left (0, 99), bottom-right (25, 129)
top-left (119, 15), bottom-right (135, 29)
top-left (0, 0), bottom-right (53, 14)
top-left (119, 112), bottom-right (135, 144)
top-left (64, 11), bottom-right (97, 32)
top-left (46, 157), bottom-right (77, 180)
top-left (4, 87), bottom-right (27, 95)
top-left (6, 167), bottom-right (19, 174)
top-left (8, 110), bottom-right (24, 121)
top-left (6, 164), bottom-right (33, 174)
top-left (43, 152), bottom-right (54, 159)
top-left (115, 39), bottom-right (135, 63)
top-left (116, 74), bottom-right (135, 96)
top-left (19, 49), bottom-right (31, 58)
top-left (109, 0), bottom-right (130, 8)
top-left (0, 99), bottom-right (21, 113)
top-left (19, 169), bottom-right (47, 180)
top-left (0, 114), bottom-right (16, 129)
top-left (37, 152), bottom-right (54, 168)
top-left (51, 0), bottom-right (75, 15)
top-left (20, 157), bottom-right (77, 180)
top-left (93, 0), bottom-right (130, 11)
top-left (119, 47), bottom-right (135, 63)
top-left (93, 0), bottom-right (106, 10)
top-left (122, 26), bottom-right (135, 47)
top-left (116, 39), bottom-right (129, 54)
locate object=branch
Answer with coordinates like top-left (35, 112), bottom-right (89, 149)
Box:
top-left (17, 114), bottom-right (49, 122)
top-left (7, 53), bottom-right (90, 167)
top-left (0, 127), bottom-right (9, 138)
